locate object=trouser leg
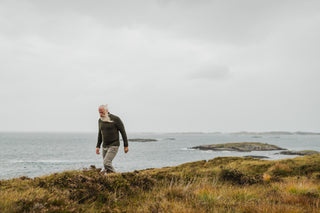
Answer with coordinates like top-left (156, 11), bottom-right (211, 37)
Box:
top-left (102, 146), bottom-right (119, 173)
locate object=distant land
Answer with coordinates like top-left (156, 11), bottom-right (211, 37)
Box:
top-left (164, 131), bottom-right (320, 135)
top-left (230, 131), bottom-right (320, 135)
top-left (1, 131), bottom-right (319, 135)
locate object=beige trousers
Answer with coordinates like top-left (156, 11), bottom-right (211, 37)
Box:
top-left (102, 146), bottom-right (119, 173)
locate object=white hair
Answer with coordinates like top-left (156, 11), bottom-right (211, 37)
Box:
top-left (99, 104), bottom-right (108, 111)
top-left (99, 104), bottom-right (113, 122)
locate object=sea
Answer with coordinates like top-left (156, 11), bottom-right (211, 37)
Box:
top-left (0, 132), bottom-right (319, 180)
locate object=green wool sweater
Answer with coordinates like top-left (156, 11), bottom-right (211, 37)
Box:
top-left (96, 113), bottom-right (128, 148)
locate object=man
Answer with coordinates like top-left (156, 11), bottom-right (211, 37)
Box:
top-left (96, 104), bottom-right (129, 173)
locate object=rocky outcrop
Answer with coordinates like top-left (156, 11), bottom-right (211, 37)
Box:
top-left (244, 155), bottom-right (269, 159)
top-left (279, 150), bottom-right (320, 156)
top-left (192, 142), bottom-right (286, 152)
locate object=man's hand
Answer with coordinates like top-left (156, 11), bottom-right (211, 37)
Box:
top-left (124, 147), bottom-right (129, 153)
top-left (96, 147), bottom-right (100, 155)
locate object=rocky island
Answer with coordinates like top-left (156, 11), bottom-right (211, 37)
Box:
top-left (244, 155), bottom-right (270, 159)
top-left (128, 138), bottom-right (158, 142)
top-left (279, 150), bottom-right (320, 156)
top-left (192, 142), bottom-right (286, 152)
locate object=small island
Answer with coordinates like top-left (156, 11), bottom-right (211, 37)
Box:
top-left (192, 142), bottom-right (286, 152)
top-left (244, 155), bottom-right (270, 159)
top-left (128, 138), bottom-right (158, 142)
top-left (279, 150), bottom-right (320, 156)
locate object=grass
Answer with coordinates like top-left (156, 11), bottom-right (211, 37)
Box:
top-left (0, 155), bottom-right (319, 212)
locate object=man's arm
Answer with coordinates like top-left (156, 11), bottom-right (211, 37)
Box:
top-left (96, 120), bottom-right (102, 154)
top-left (116, 117), bottom-right (129, 153)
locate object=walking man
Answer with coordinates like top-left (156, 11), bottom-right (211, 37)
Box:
top-left (96, 104), bottom-right (129, 173)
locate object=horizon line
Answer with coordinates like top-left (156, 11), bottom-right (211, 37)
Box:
top-left (0, 130), bottom-right (319, 134)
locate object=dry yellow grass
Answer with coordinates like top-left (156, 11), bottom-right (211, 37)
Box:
top-left (0, 155), bottom-right (319, 212)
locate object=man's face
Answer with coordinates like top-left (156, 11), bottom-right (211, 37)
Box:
top-left (99, 108), bottom-right (106, 117)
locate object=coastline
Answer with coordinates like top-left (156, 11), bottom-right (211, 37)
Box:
top-left (1, 132), bottom-right (320, 180)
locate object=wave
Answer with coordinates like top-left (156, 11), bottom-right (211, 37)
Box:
top-left (8, 159), bottom-right (95, 163)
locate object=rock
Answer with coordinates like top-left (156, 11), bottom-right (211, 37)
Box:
top-left (165, 138), bottom-right (175, 140)
top-left (128, 138), bottom-right (158, 142)
top-left (192, 142), bottom-right (286, 152)
top-left (279, 150), bottom-right (320, 156)
top-left (244, 155), bottom-right (269, 159)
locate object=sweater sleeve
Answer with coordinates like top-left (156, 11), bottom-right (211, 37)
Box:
top-left (116, 117), bottom-right (128, 147)
top-left (96, 119), bottom-right (102, 148)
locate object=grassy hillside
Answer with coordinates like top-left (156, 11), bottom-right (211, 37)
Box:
top-left (1, 155), bottom-right (319, 212)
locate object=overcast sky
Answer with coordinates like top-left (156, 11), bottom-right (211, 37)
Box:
top-left (0, 0), bottom-right (319, 133)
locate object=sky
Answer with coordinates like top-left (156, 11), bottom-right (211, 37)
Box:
top-left (0, 0), bottom-right (319, 133)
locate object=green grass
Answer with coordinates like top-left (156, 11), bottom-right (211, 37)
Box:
top-left (1, 155), bottom-right (319, 212)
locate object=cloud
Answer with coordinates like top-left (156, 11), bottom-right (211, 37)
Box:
top-left (188, 65), bottom-right (230, 80)
top-left (3, 0), bottom-right (319, 45)
top-left (0, 0), bottom-right (320, 132)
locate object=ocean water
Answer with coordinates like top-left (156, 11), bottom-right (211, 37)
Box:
top-left (0, 132), bottom-right (319, 180)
